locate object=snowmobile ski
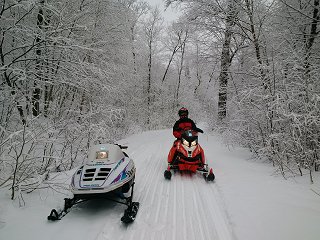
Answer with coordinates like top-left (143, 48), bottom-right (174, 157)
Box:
top-left (164, 163), bottom-right (215, 181)
top-left (121, 202), bottom-right (140, 223)
top-left (47, 198), bottom-right (82, 220)
top-left (164, 166), bottom-right (172, 180)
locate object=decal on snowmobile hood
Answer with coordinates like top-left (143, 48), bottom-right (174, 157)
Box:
top-left (112, 165), bottom-right (128, 184)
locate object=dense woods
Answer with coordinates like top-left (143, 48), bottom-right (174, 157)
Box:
top-left (0, 0), bottom-right (319, 199)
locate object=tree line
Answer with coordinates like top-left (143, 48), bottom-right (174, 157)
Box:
top-left (166, 0), bottom-right (320, 182)
top-left (1, 0), bottom-right (319, 201)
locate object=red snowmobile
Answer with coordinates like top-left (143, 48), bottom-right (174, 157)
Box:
top-left (164, 130), bottom-right (215, 181)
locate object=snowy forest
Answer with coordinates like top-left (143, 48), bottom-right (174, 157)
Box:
top-left (1, 0), bottom-right (319, 201)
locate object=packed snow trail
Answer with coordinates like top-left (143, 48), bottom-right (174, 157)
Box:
top-left (2, 129), bottom-right (319, 240)
top-left (94, 129), bottom-right (235, 240)
top-left (0, 129), bottom-right (235, 240)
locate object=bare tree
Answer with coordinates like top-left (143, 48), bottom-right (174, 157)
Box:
top-left (175, 29), bottom-right (189, 103)
top-left (143, 6), bottom-right (163, 125)
top-left (1, 0), bottom-right (146, 199)
top-left (161, 22), bottom-right (188, 83)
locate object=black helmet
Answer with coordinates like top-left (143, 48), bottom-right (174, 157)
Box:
top-left (178, 107), bottom-right (188, 117)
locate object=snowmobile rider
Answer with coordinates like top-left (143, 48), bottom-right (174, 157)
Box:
top-left (168, 107), bottom-right (204, 165)
top-left (173, 107), bottom-right (203, 139)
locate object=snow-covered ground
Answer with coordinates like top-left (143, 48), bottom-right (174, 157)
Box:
top-left (0, 129), bottom-right (319, 240)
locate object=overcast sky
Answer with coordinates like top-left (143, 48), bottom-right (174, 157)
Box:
top-left (145, 0), bottom-right (181, 23)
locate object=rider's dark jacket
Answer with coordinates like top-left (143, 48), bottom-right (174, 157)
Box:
top-left (173, 117), bottom-right (197, 139)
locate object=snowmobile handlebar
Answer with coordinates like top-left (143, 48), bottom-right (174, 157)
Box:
top-left (115, 143), bottom-right (128, 149)
top-left (178, 127), bottom-right (204, 133)
top-left (195, 128), bottom-right (204, 133)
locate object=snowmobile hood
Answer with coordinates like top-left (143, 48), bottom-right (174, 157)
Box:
top-left (86, 144), bottom-right (125, 165)
top-left (71, 143), bottom-right (135, 195)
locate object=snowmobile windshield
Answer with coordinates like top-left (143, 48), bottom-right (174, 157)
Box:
top-left (182, 130), bottom-right (198, 140)
top-left (181, 130), bottom-right (198, 147)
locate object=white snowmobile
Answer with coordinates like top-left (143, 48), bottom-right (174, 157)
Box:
top-left (48, 143), bottom-right (139, 223)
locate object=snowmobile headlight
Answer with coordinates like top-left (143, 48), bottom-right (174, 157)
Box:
top-left (191, 140), bottom-right (197, 146)
top-left (96, 151), bottom-right (108, 159)
top-left (182, 139), bottom-right (189, 146)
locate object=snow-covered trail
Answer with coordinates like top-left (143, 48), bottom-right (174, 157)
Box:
top-left (1, 129), bottom-right (320, 240)
top-left (45, 129), bottom-right (234, 240)
top-left (1, 129), bottom-right (236, 240)
top-left (93, 129), bottom-right (235, 240)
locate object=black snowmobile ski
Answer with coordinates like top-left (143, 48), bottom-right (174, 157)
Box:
top-left (48, 183), bottom-right (139, 223)
top-left (121, 202), bottom-right (140, 223)
top-left (164, 164), bottom-right (215, 181)
top-left (47, 198), bottom-right (84, 221)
